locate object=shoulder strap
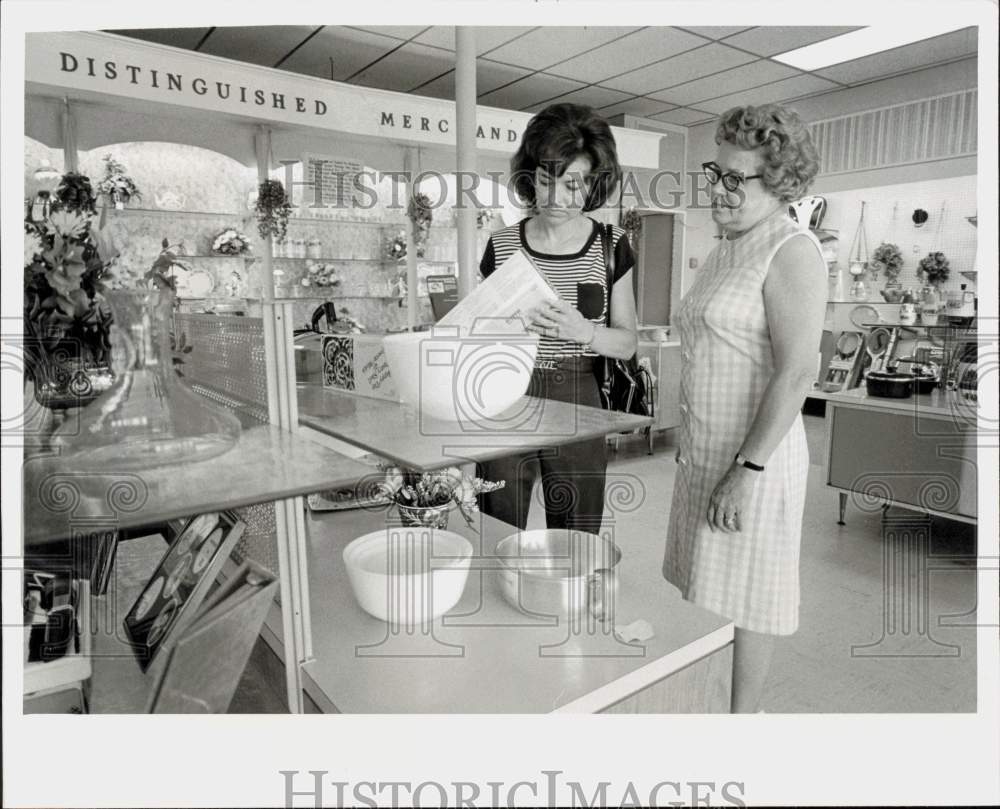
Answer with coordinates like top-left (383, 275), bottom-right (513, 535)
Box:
top-left (601, 223), bottom-right (613, 326)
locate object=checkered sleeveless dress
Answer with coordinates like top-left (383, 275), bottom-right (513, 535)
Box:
top-left (662, 210), bottom-right (824, 635)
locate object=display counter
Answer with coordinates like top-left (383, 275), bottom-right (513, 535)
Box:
top-left (819, 387), bottom-right (978, 524)
top-left (301, 507), bottom-right (734, 713)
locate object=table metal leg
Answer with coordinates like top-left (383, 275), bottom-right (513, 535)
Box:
top-left (838, 492), bottom-right (848, 525)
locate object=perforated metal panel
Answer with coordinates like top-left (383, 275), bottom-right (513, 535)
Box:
top-left (172, 314), bottom-right (280, 579)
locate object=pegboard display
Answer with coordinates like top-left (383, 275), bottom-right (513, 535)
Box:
top-left (814, 174), bottom-right (979, 292)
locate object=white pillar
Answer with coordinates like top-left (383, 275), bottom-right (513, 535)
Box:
top-left (454, 27), bottom-right (477, 300)
top-left (404, 147), bottom-right (419, 329)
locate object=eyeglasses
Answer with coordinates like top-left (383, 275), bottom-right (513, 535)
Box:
top-left (702, 162), bottom-right (763, 193)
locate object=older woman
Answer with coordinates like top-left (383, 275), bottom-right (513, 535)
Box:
top-left (476, 102), bottom-right (638, 533)
top-left (662, 104), bottom-right (826, 713)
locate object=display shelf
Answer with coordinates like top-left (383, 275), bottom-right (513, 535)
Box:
top-left (23, 424), bottom-right (373, 547)
top-left (297, 384), bottom-right (652, 471)
top-left (107, 206), bottom-right (248, 218)
top-left (270, 256), bottom-right (455, 265)
top-left (175, 253), bottom-right (250, 259)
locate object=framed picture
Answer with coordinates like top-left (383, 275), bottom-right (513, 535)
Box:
top-left (123, 510), bottom-right (245, 671)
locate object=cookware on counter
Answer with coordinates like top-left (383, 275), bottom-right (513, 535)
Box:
top-left (495, 529), bottom-right (622, 622)
top-left (866, 370), bottom-right (914, 398)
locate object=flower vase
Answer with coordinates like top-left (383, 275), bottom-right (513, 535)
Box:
top-left (397, 502), bottom-right (452, 530)
top-left (51, 288), bottom-right (242, 470)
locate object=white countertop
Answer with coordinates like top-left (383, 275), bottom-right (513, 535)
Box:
top-left (301, 508), bottom-right (733, 713)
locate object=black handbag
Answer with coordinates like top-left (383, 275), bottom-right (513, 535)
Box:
top-left (594, 223), bottom-right (653, 417)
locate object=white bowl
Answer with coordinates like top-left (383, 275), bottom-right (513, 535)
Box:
top-left (342, 528), bottom-right (473, 625)
top-left (381, 330), bottom-right (538, 423)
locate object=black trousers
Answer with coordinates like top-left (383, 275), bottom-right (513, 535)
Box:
top-left (476, 356), bottom-right (608, 534)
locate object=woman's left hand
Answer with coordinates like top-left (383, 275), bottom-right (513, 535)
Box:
top-left (528, 299), bottom-right (595, 344)
top-left (707, 463), bottom-right (757, 533)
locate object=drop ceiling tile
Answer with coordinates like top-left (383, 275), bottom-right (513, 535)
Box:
top-left (351, 42), bottom-right (459, 92)
top-left (483, 27), bottom-right (639, 70)
top-left (682, 27), bottom-right (754, 40)
top-left (597, 96), bottom-right (676, 119)
top-left (414, 59), bottom-right (533, 100)
top-left (721, 26), bottom-right (862, 57)
top-left (414, 26), bottom-right (536, 54)
top-left (546, 27), bottom-right (708, 84)
top-left (278, 27), bottom-right (402, 81)
top-left (815, 27), bottom-right (977, 84)
top-left (648, 107), bottom-right (718, 126)
top-left (345, 26), bottom-right (429, 41)
top-left (111, 28), bottom-right (212, 50)
top-left (198, 26), bottom-right (318, 67)
top-left (649, 60), bottom-right (800, 106)
top-left (479, 73), bottom-right (587, 110)
top-left (522, 85), bottom-right (632, 113)
top-left (602, 43), bottom-right (757, 95)
top-left (695, 74), bottom-right (840, 114)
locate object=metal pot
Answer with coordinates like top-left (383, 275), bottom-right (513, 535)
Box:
top-left (866, 371), bottom-right (914, 398)
top-left (495, 530), bottom-right (621, 622)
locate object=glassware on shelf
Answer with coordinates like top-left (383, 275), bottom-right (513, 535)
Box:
top-left (847, 260), bottom-right (869, 301)
top-left (827, 262), bottom-right (844, 301)
top-left (51, 289), bottom-right (241, 470)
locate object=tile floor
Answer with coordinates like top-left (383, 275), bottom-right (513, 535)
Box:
top-left (229, 408), bottom-right (979, 713)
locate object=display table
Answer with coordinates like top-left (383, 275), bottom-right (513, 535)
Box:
top-left (819, 387), bottom-right (978, 524)
top-left (297, 384), bottom-right (653, 471)
top-left (301, 507), bottom-right (734, 713)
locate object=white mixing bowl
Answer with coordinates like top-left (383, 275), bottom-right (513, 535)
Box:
top-left (381, 330), bottom-right (538, 423)
top-left (342, 528), bottom-right (473, 625)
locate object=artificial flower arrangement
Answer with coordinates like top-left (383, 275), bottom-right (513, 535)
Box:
top-left (871, 242), bottom-right (904, 285)
top-left (211, 228), bottom-right (253, 256)
top-left (23, 205), bottom-right (118, 376)
top-left (385, 231), bottom-right (408, 261)
top-left (254, 179), bottom-right (293, 243)
top-left (301, 261), bottom-right (340, 288)
top-left (917, 251), bottom-right (950, 287)
top-left (377, 465), bottom-right (505, 530)
top-left (476, 208), bottom-right (493, 229)
top-left (95, 155), bottom-right (141, 207)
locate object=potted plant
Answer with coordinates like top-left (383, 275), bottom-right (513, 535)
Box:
top-left (254, 179), bottom-right (293, 243)
top-left (23, 207), bottom-right (118, 408)
top-left (95, 155), bottom-right (141, 209)
top-left (385, 231), bottom-right (408, 262)
top-left (917, 251), bottom-right (950, 288)
top-left (621, 207), bottom-right (643, 250)
top-left (52, 172), bottom-right (99, 216)
top-left (377, 466), bottom-right (504, 531)
top-left (872, 242), bottom-right (905, 302)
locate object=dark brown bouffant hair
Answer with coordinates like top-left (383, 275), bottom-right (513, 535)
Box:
top-left (715, 104), bottom-right (820, 202)
top-left (510, 103), bottom-right (622, 212)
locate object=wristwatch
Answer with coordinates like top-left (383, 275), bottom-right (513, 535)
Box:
top-left (734, 452), bottom-right (764, 472)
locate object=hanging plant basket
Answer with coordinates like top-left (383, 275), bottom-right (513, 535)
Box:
top-left (255, 179), bottom-right (293, 243)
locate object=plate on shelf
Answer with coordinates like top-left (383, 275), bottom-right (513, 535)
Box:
top-left (849, 304), bottom-right (880, 330)
top-left (173, 266), bottom-right (216, 298)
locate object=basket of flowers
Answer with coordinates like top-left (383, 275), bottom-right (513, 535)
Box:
top-left (95, 155), bottom-right (141, 208)
top-left (917, 251), bottom-right (950, 288)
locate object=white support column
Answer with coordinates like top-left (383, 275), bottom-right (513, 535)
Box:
top-left (254, 126), bottom-right (311, 713)
top-left (455, 27), bottom-right (478, 300)
top-left (61, 97), bottom-right (78, 173)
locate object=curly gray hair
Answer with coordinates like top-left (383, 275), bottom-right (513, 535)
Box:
top-left (715, 104), bottom-right (820, 202)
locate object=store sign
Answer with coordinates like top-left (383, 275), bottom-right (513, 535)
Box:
top-left (25, 31), bottom-right (662, 167)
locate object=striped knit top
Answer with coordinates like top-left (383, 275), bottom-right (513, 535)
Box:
top-left (479, 217), bottom-right (635, 361)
